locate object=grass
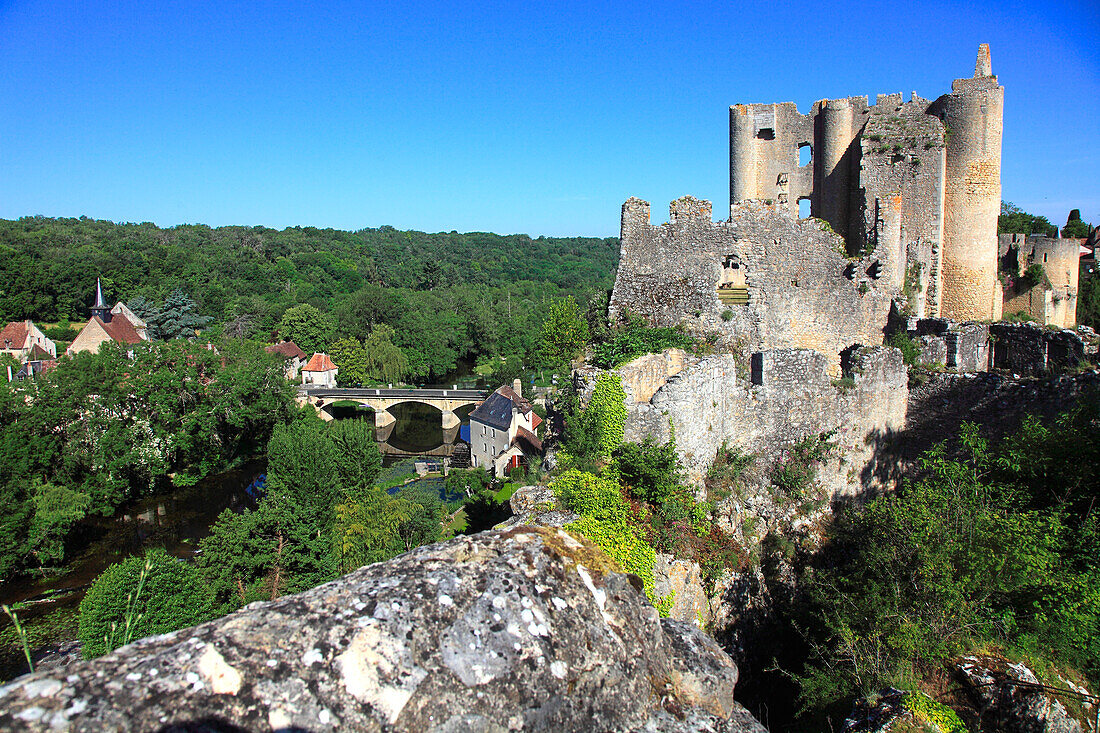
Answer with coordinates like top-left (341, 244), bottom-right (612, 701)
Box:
top-left (442, 507), bottom-right (468, 538)
top-left (493, 482), bottom-right (520, 503)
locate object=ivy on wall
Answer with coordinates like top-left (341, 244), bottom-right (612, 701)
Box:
top-left (588, 372), bottom-right (626, 458)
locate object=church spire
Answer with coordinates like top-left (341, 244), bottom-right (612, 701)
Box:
top-left (91, 278), bottom-right (111, 322)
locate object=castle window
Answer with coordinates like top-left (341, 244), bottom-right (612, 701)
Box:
top-left (799, 143), bottom-right (812, 167)
top-left (717, 254), bottom-right (749, 306)
top-left (798, 198), bottom-right (811, 219)
top-left (757, 127), bottom-right (775, 140)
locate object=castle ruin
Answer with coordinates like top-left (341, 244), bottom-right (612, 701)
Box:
top-left (609, 45), bottom-right (1051, 362)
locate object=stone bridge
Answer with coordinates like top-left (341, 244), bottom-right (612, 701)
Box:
top-left (299, 387), bottom-right (486, 441)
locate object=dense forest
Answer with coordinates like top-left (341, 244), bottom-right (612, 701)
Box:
top-left (0, 216), bottom-right (619, 381)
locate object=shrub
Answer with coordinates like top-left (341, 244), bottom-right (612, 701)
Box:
top-left (1021, 263), bottom-right (1045, 289)
top-left (888, 330), bottom-right (921, 366)
top-left (591, 315), bottom-right (696, 368)
top-left (771, 431), bottom-right (836, 498)
top-left (551, 470), bottom-right (627, 523)
top-left (589, 373), bottom-right (627, 457)
top-left (615, 438), bottom-right (683, 506)
top-left (566, 515), bottom-right (657, 601)
top-left (79, 548), bottom-right (214, 659)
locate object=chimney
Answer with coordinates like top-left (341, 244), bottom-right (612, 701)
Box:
top-left (513, 378), bottom-right (522, 397)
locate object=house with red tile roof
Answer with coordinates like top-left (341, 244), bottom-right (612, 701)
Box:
top-left (469, 379), bottom-right (543, 476)
top-left (266, 340), bottom-right (308, 380)
top-left (301, 352), bottom-right (338, 388)
top-left (67, 279), bottom-right (151, 355)
top-left (0, 320), bottom-right (56, 362)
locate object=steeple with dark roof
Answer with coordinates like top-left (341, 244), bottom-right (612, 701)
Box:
top-left (91, 278), bottom-right (111, 322)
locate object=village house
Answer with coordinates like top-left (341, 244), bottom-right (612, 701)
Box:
top-left (301, 352), bottom-right (338, 388)
top-left (469, 379), bottom-right (543, 477)
top-left (266, 340), bottom-right (307, 380)
top-left (67, 279), bottom-right (150, 355)
top-left (0, 320), bottom-right (56, 362)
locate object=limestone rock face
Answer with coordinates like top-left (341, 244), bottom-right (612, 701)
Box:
top-left (501, 484), bottom-right (579, 529)
top-left (653, 554), bottom-right (713, 629)
top-left (0, 527), bottom-right (766, 732)
top-left (955, 656), bottom-right (1093, 733)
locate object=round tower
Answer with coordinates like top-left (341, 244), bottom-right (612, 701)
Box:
top-left (729, 105), bottom-right (755, 209)
top-left (932, 44), bottom-right (1004, 321)
top-left (816, 98), bottom-right (855, 238)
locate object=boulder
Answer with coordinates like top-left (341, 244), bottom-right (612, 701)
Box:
top-left (500, 484), bottom-right (579, 529)
top-left (955, 656), bottom-right (1094, 733)
top-left (0, 527), bottom-right (766, 732)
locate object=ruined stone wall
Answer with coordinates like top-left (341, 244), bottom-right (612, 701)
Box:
top-left (901, 369), bottom-right (1100, 463)
top-left (858, 98), bottom-right (948, 314)
top-left (999, 234), bottom-right (1081, 327)
top-left (618, 346), bottom-right (908, 503)
top-left (609, 197), bottom-right (895, 372)
top-left (729, 96), bottom-right (869, 236)
top-left (729, 102), bottom-right (814, 218)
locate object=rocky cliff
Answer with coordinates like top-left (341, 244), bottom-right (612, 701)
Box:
top-left (0, 527), bottom-right (766, 732)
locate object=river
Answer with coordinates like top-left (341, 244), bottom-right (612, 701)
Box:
top-left (0, 403), bottom-right (478, 615)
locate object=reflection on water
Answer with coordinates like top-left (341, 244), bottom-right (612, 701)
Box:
top-left (0, 461), bottom-right (264, 616)
top-left (331, 401), bottom-right (475, 467)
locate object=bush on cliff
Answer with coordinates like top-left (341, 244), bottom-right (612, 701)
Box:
top-left (590, 314), bottom-right (696, 368)
top-left (794, 417), bottom-right (1100, 713)
top-left (79, 548), bottom-right (214, 659)
top-left (552, 470), bottom-right (657, 600)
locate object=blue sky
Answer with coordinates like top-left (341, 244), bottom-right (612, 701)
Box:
top-left (1, 0), bottom-right (1096, 237)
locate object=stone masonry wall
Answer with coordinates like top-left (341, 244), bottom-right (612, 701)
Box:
top-left (858, 97), bottom-right (947, 316)
top-left (609, 198), bottom-right (895, 372)
top-left (617, 346), bottom-right (908, 503)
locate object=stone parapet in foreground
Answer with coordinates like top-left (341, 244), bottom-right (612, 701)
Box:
top-left (0, 527), bottom-right (765, 732)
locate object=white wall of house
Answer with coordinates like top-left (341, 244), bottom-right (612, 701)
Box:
top-left (302, 368), bottom-right (338, 388)
top-left (470, 418), bottom-right (511, 472)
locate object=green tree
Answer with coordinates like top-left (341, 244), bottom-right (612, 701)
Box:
top-left (1063, 209), bottom-right (1092, 239)
top-left (363, 324), bottom-right (408, 383)
top-left (278, 303), bottom-right (335, 355)
top-left (78, 548), bottom-right (214, 659)
top-left (148, 289), bottom-right (212, 340)
top-left (27, 481), bottom-right (90, 568)
top-left (539, 296), bottom-right (589, 369)
top-left (998, 201), bottom-right (1057, 237)
top-left (330, 337), bottom-right (369, 386)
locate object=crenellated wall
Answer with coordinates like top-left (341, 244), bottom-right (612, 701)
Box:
top-left (609, 197), bottom-right (895, 372)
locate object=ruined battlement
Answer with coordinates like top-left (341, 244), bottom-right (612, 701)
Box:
top-left (609, 196), bottom-right (897, 372)
top-left (726, 44), bottom-right (1004, 322)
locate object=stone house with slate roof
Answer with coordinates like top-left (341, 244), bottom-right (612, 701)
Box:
top-left (266, 340), bottom-right (307, 380)
top-left (469, 379), bottom-right (543, 476)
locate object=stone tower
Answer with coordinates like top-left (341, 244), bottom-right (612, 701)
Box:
top-left (929, 44), bottom-right (1004, 321)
